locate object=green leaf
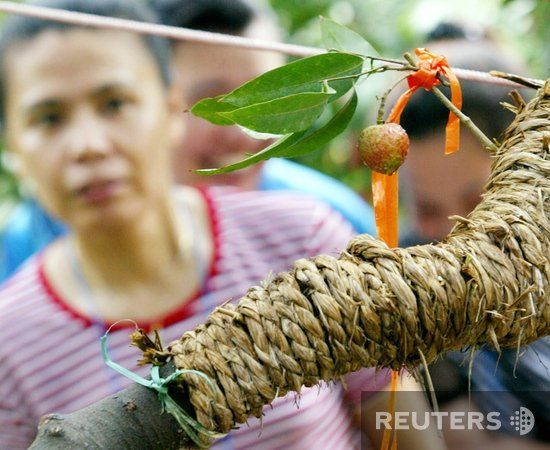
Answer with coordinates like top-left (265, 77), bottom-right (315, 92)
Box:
top-left (220, 92), bottom-right (332, 134)
top-left (194, 132), bottom-right (307, 175)
top-left (221, 52), bottom-right (363, 107)
top-left (278, 90), bottom-right (358, 158)
top-left (190, 96), bottom-right (238, 126)
top-left (320, 17), bottom-right (379, 57)
top-left (194, 91), bottom-right (357, 175)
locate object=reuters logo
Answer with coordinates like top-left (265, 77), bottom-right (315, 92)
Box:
top-left (510, 407), bottom-right (535, 436)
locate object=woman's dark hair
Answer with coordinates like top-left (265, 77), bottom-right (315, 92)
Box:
top-left (0, 0), bottom-right (171, 127)
top-left (426, 22), bottom-right (468, 41)
top-left (150, 0), bottom-right (253, 34)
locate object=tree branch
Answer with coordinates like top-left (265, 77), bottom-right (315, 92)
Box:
top-left (31, 82), bottom-right (549, 449)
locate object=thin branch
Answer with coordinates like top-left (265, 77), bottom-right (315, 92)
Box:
top-left (365, 55), bottom-right (410, 66)
top-left (326, 50), bottom-right (407, 67)
top-left (324, 69), bottom-right (380, 84)
top-left (377, 88), bottom-right (392, 125)
top-left (377, 75), bottom-right (409, 124)
top-left (432, 87), bottom-right (498, 152)
top-left (490, 70), bottom-right (543, 89)
top-left (324, 65), bottom-right (415, 83)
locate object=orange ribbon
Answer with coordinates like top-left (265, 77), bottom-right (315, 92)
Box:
top-left (372, 171), bottom-right (398, 247)
top-left (380, 371), bottom-right (400, 450)
top-left (373, 48), bottom-right (463, 259)
top-left (387, 48), bottom-right (462, 155)
top-left (374, 48), bottom-right (462, 450)
top-left (373, 159), bottom-right (399, 450)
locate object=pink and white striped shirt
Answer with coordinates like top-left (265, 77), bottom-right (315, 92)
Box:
top-left (0, 186), bottom-right (387, 449)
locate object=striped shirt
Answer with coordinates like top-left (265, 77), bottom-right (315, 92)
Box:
top-left (0, 186), bottom-right (386, 449)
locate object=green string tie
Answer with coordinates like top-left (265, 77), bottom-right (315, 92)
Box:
top-left (101, 323), bottom-right (226, 448)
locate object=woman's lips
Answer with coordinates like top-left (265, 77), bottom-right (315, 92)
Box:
top-left (76, 179), bottom-right (124, 203)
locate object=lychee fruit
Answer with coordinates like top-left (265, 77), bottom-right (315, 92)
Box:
top-left (358, 123), bottom-right (409, 174)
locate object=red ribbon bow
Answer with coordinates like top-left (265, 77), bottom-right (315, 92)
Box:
top-left (387, 48), bottom-right (463, 155)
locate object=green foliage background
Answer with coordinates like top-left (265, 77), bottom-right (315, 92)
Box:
top-left (0, 0), bottom-right (547, 205)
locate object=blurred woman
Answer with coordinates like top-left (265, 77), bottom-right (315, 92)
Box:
top-left (0, 1), bottom-right (386, 448)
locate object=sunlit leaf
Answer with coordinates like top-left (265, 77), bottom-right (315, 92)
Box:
top-left (221, 52), bottom-right (363, 107)
top-left (320, 17), bottom-right (379, 57)
top-left (237, 126), bottom-right (284, 140)
top-left (220, 92), bottom-right (333, 134)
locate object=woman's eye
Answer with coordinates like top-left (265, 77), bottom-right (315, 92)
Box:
top-left (36, 112), bottom-right (63, 127)
top-left (101, 97), bottom-right (127, 115)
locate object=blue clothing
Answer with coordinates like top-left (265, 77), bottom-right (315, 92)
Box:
top-left (0, 199), bottom-right (67, 283)
top-left (0, 159), bottom-right (375, 283)
top-left (452, 339), bottom-right (550, 441)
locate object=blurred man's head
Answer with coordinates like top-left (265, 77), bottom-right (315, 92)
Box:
top-left (1, 0), bottom-right (183, 230)
top-left (153, 0), bottom-right (284, 189)
top-left (399, 25), bottom-right (528, 242)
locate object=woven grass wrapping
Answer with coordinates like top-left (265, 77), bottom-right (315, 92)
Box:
top-left (147, 83), bottom-right (549, 438)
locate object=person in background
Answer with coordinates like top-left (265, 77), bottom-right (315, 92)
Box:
top-left (399, 23), bottom-right (549, 449)
top-left (0, 0), bottom-right (376, 284)
top-left (0, 1), bottom-right (444, 449)
top-left (400, 22), bottom-right (525, 246)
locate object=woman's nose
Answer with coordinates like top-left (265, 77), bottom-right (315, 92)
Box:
top-left (65, 111), bottom-right (113, 162)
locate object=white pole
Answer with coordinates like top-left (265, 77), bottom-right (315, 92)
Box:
top-left (0, 1), bottom-right (540, 88)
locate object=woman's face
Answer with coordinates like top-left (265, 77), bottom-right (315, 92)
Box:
top-left (4, 29), bottom-right (181, 230)
top-left (404, 131), bottom-right (492, 241)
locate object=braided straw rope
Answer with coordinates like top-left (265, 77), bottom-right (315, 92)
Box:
top-left (146, 84), bottom-right (550, 443)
